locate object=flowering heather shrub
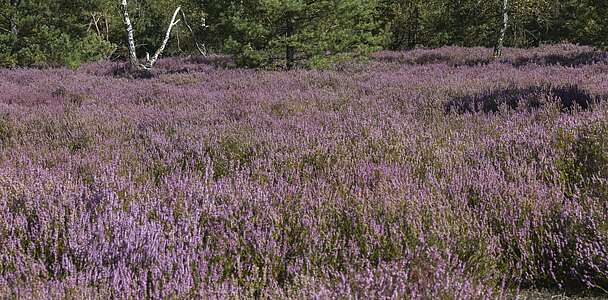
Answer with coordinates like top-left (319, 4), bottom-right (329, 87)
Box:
top-left (0, 45), bottom-right (607, 298)
top-left (372, 43), bottom-right (608, 68)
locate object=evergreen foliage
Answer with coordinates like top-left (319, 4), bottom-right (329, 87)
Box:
top-left (0, 0), bottom-right (116, 68)
top-left (222, 0), bottom-right (382, 68)
top-left (0, 0), bottom-right (607, 68)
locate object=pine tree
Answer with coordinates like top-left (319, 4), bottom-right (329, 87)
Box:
top-left (224, 0), bottom-right (382, 69)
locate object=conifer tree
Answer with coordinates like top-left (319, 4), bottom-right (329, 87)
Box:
top-left (223, 0), bottom-right (382, 69)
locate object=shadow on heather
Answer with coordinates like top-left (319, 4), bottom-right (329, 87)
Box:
top-left (510, 51), bottom-right (608, 68)
top-left (444, 85), bottom-right (597, 114)
top-left (373, 45), bottom-right (608, 68)
top-left (108, 55), bottom-right (236, 79)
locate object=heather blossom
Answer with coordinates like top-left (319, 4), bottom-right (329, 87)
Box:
top-left (0, 44), bottom-right (607, 299)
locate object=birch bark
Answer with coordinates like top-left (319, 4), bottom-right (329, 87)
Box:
top-left (120, 0), bottom-right (181, 70)
top-left (10, 0), bottom-right (20, 44)
top-left (493, 0), bottom-right (508, 59)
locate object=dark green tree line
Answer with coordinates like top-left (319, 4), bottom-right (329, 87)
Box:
top-left (381, 0), bottom-right (608, 50)
top-left (220, 0), bottom-right (381, 69)
top-left (0, 0), bottom-right (116, 67)
top-left (0, 0), bottom-right (607, 69)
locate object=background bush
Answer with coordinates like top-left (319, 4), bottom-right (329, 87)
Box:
top-left (1, 0), bottom-right (608, 68)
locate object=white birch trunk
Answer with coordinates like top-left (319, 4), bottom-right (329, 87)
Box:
top-left (145, 6), bottom-right (181, 68)
top-left (120, 0), bottom-right (140, 69)
top-left (120, 0), bottom-right (181, 70)
top-left (10, 0), bottom-right (19, 43)
top-left (493, 0), bottom-right (508, 59)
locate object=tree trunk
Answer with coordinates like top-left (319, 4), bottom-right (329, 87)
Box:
top-left (410, 1), bottom-right (420, 48)
top-left (104, 12), bottom-right (110, 41)
top-left (493, 0), bottom-right (508, 59)
top-left (120, 0), bottom-right (140, 70)
top-left (285, 15), bottom-right (295, 70)
top-left (9, 0), bottom-right (19, 45)
top-left (146, 6), bottom-right (181, 68)
top-left (286, 44), bottom-right (294, 70)
top-left (119, 0), bottom-right (181, 71)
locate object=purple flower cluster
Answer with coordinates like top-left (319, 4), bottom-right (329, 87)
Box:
top-left (373, 44), bottom-right (608, 68)
top-left (0, 44), bottom-right (607, 298)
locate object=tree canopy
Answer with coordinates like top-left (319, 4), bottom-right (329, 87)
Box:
top-left (0, 0), bottom-right (606, 68)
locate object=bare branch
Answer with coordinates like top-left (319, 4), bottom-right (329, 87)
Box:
top-left (91, 12), bottom-right (102, 36)
top-left (180, 10), bottom-right (207, 57)
top-left (104, 12), bottom-right (110, 41)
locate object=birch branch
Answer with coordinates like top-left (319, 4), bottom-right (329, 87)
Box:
top-left (180, 10), bottom-right (207, 57)
top-left (145, 6), bottom-right (181, 68)
top-left (104, 12), bottom-right (110, 41)
top-left (120, 0), bottom-right (182, 70)
top-left (92, 13), bottom-right (102, 36)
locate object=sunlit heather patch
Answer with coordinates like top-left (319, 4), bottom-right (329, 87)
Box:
top-left (0, 45), bottom-right (607, 298)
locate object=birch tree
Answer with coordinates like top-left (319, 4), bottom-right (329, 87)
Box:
top-left (120, 0), bottom-right (181, 70)
top-left (6, 0), bottom-right (19, 46)
top-left (180, 10), bottom-right (207, 57)
top-left (493, 0), bottom-right (508, 58)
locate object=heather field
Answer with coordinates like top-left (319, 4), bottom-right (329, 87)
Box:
top-left (1, 44), bottom-right (608, 299)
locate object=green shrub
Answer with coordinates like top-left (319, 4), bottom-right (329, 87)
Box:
top-left (224, 0), bottom-right (382, 69)
top-left (0, 34), bottom-right (17, 67)
top-left (13, 26), bottom-right (115, 69)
